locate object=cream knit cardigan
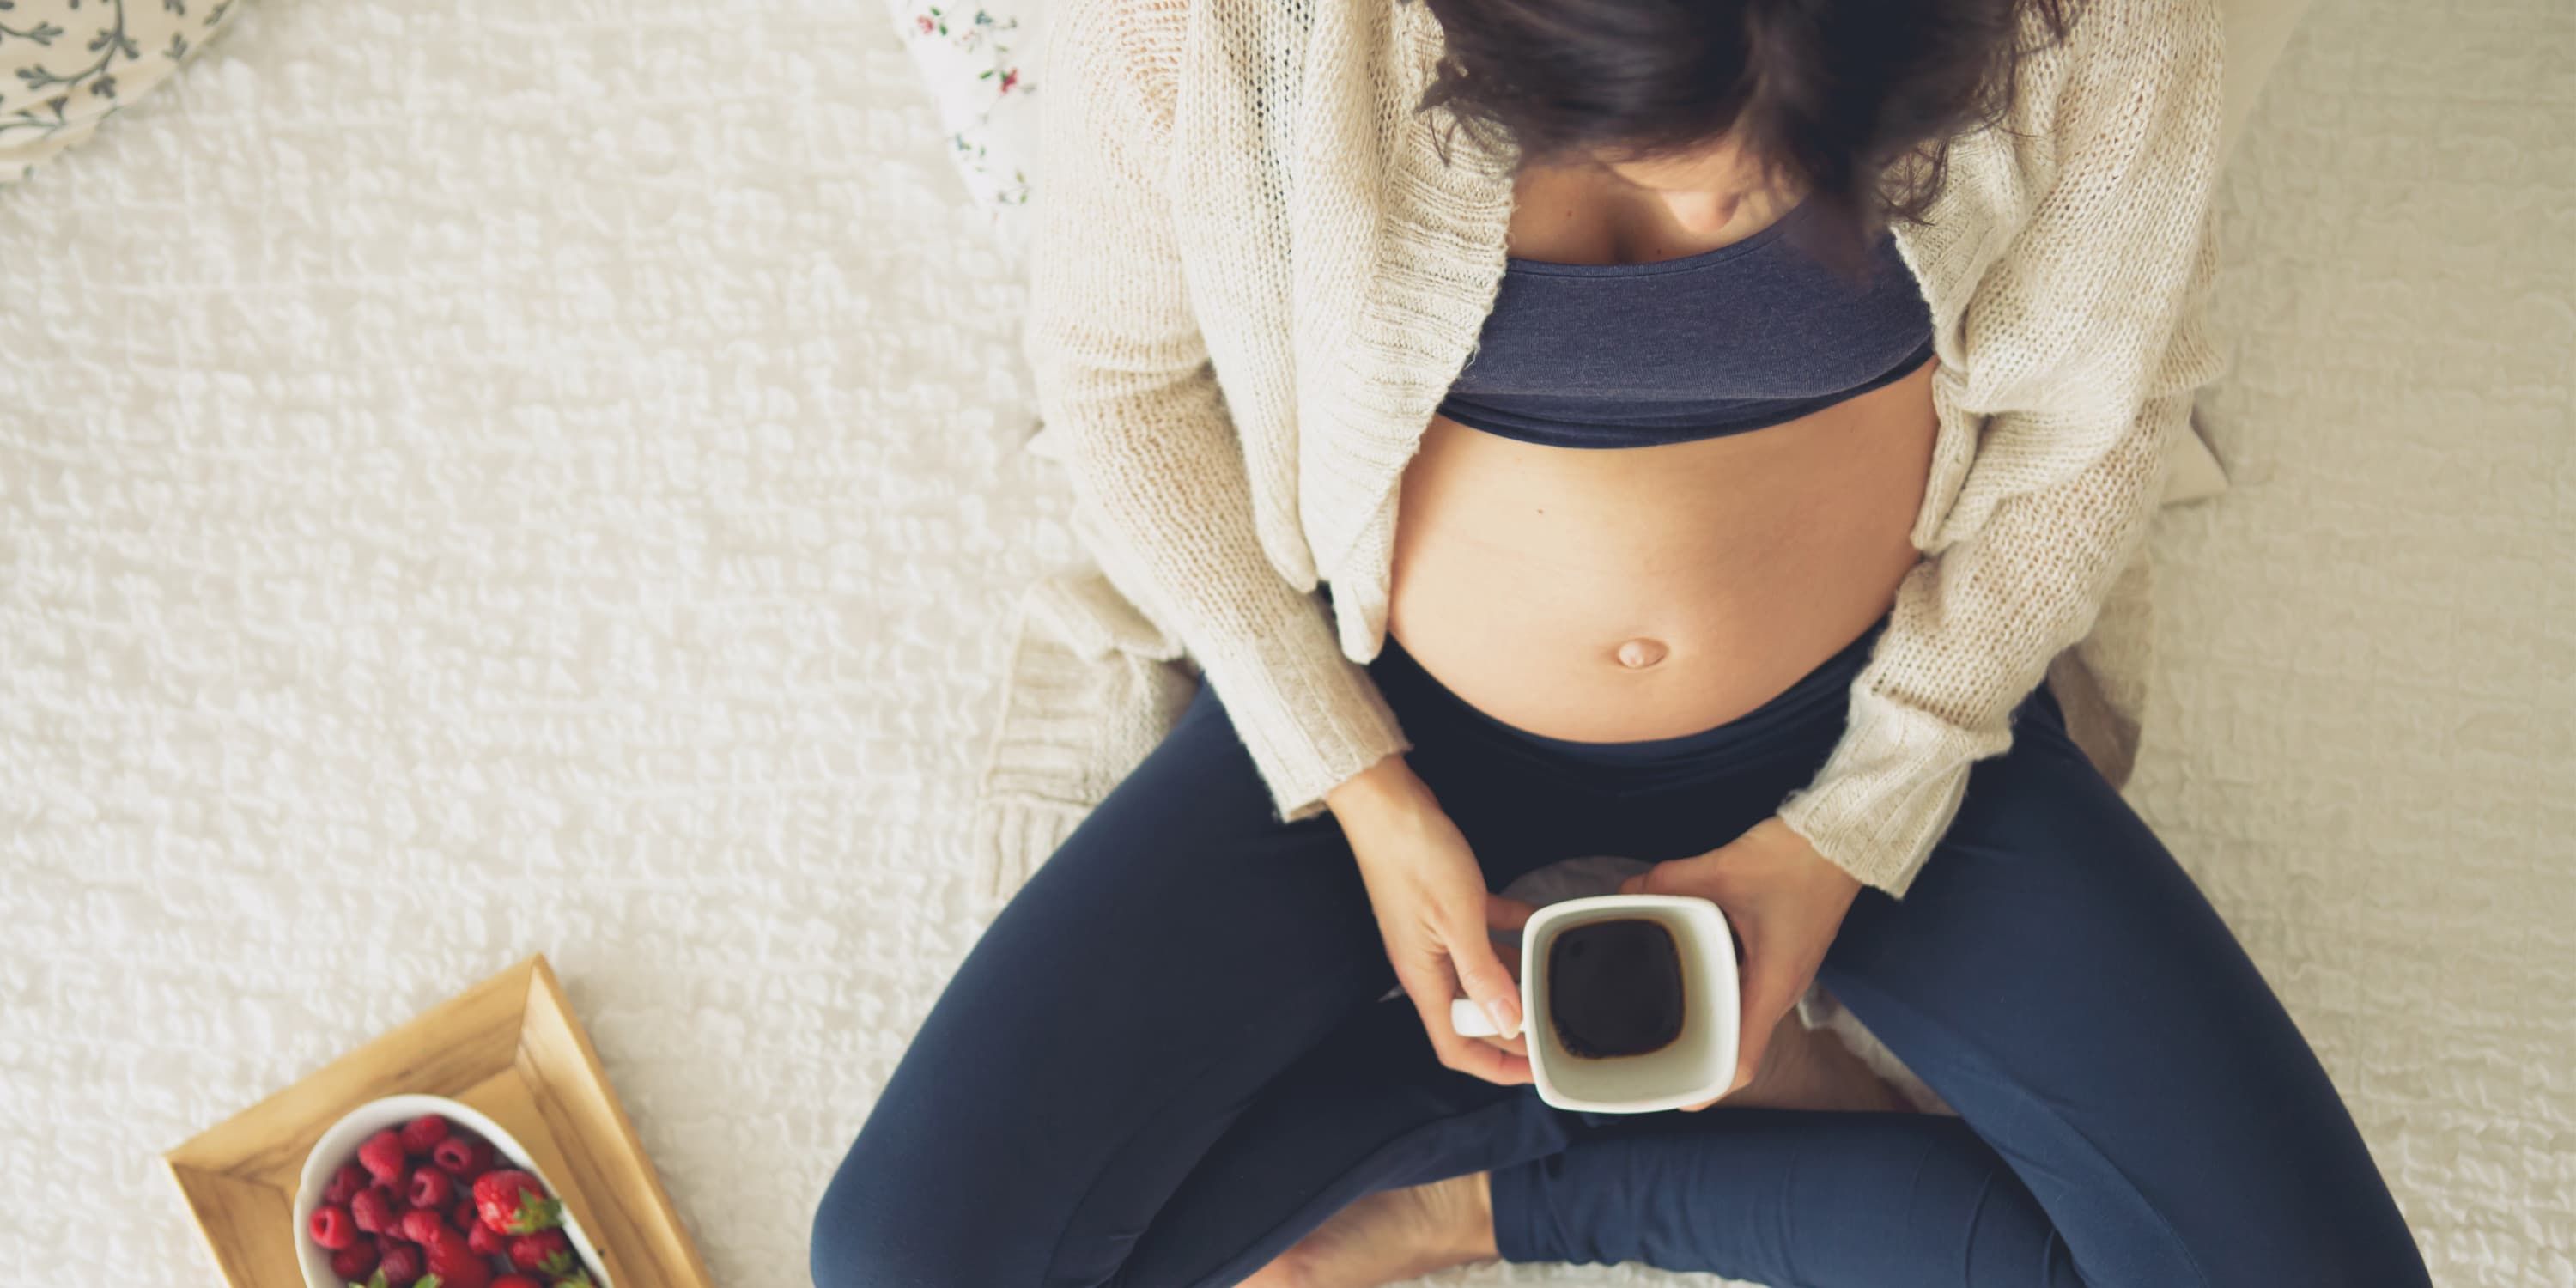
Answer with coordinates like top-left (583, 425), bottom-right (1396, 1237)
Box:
top-left (972, 0), bottom-right (2229, 901)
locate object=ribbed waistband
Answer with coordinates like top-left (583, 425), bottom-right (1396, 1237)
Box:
top-left (1364, 611), bottom-right (1889, 778)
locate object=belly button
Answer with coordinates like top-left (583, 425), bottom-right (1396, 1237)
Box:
top-left (1614, 638), bottom-right (1668, 670)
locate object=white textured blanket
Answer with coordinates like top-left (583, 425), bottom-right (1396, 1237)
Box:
top-left (0, 0), bottom-right (2566, 1284)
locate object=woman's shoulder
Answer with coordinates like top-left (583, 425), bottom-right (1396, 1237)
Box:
top-left (1048, 0), bottom-right (1361, 162)
top-left (1050, 0), bottom-right (1346, 104)
top-left (1048, 0), bottom-right (1195, 137)
top-left (2000, 0), bottom-right (2225, 142)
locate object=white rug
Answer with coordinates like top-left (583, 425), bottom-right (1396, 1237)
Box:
top-left (0, 0), bottom-right (2566, 1285)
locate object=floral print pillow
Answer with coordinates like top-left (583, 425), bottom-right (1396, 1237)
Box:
top-left (1, 0), bottom-right (243, 184)
top-left (884, 0), bottom-right (1045, 249)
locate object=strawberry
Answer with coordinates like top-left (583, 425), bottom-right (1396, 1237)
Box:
top-left (408, 1165), bottom-right (454, 1210)
top-left (490, 1278), bottom-right (541, 1288)
top-left (471, 1170), bottom-right (562, 1235)
top-left (309, 1203), bottom-right (358, 1250)
top-left (398, 1208), bottom-right (449, 1246)
top-left (330, 1236), bottom-right (381, 1280)
top-left (505, 1230), bottom-right (574, 1278)
top-left (431, 1134), bottom-right (494, 1177)
top-left (398, 1115), bottom-right (453, 1156)
top-left (323, 1163), bottom-right (371, 1206)
top-left (468, 1218), bottom-right (507, 1257)
top-left (359, 1129), bottom-right (410, 1186)
top-left (378, 1242), bottom-right (424, 1286)
top-left (423, 1225), bottom-right (493, 1288)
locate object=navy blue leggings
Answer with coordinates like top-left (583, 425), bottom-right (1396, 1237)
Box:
top-left (812, 611), bottom-right (2429, 1287)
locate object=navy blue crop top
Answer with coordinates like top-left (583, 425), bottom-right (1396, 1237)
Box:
top-left (1433, 195), bottom-right (1938, 448)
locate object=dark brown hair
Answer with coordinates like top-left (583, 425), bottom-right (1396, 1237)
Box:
top-left (1409, 0), bottom-right (2086, 282)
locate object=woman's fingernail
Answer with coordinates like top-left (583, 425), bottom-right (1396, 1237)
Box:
top-left (1484, 999), bottom-right (1517, 1040)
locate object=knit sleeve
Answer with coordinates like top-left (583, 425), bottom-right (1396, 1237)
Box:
top-left (1023, 0), bottom-right (1411, 823)
top-left (1775, 0), bottom-right (2230, 896)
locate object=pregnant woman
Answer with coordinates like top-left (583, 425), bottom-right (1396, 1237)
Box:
top-left (815, 0), bottom-right (2431, 1282)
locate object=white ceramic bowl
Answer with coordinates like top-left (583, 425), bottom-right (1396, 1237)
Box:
top-left (292, 1094), bottom-right (614, 1288)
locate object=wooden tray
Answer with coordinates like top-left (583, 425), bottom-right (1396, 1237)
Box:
top-left (166, 955), bottom-right (714, 1288)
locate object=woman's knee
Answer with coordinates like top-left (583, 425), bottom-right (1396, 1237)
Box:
top-left (809, 1043), bottom-right (1032, 1288)
top-left (811, 1137), bottom-right (903, 1288)
top-left (809, 1130), bottom-right (991, 1288)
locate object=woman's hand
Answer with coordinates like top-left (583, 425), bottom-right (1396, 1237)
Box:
top-left (1328, 755), bottom-right (1539, 1086)
top-left (1618, 814), bottom-right (1861, 1111)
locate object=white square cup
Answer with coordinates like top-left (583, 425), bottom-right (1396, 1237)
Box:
top-left (1449, 892), bottom-right (1741, 1113)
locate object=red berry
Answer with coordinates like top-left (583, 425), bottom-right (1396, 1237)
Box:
top-left (398, 1207), bottom-right (448, 1245)
top-left (424, 1226), bottom-right (494, 1288)
top-left (398, 1114), bottom-right (453, 1156)
top-left (322, 1163), bottom-right (369, 1206)
top-left (453, 1196), bottom-right (478, 1230)
top-left (329, 1238), bottom-right (381, 1279)
top-left (350, 1184), bottom-right (400, 1235)
top-left (432, 1133), bottom-right (495, 1177)
top-left (472, 1169), bottom-right (563, 1235)
top-left (469, 1218), bottom-right (508, 1256)
top-left (378, 1241), bottom-right (424, 1285)
top-left (407, 1164), bottom-right (454, 1209)
top-left (359, 1129), bottom-right (410, 1185)
top-left (491, 1278), bottom-right (541, 1288)
top-left (307, 1203), bottom-right (357, 1250)
top-left (506, 1229), bottom-right (574, 1278)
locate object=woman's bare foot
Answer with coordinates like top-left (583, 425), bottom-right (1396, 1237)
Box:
top-left (1728, 1006), bottom-right (1916, 1113)
top-left (1239, 1170), bottom-right (1498, 1288)
top-left (1237, 1015), bottom-right (1909, 1286)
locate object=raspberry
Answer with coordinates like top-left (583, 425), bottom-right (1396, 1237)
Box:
top-left (329, 1238), bottom-right (380, 1280)
top-left (432, 1133), bottom-right (495, 1177)
top-left (378, 1240), bottom-right (424, 1285)
top-left (321, 1163), bottom-right (369, 1206)
top-left (469, 1218), bottom-right (507, 1257)
top-left (407, 1164), bottom-right (454, 1210)
top-left (453, 1197), bottom-right (478, 1231)
top-left (307, 1204), bottom-right (357, 1250)
top-left (398, 1115), bottom-right (453, 1156)
top-left (358, 1129), bottom-right (410, 1186)
top-left (350, 1184), bottom-right (400, 1235)
top-left (491, 1277), bottom-right (541, 1288)
top-left (398, 1207), bottom-right (448, 1245)
top-left (506, 1229), bottom-right (574, 1278)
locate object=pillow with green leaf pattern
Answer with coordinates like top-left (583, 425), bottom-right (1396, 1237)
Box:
top-left (2, 0), bottom-right (242, 184)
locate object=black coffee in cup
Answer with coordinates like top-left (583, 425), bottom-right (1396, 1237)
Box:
top-left (1546, 918), bottom-right (1686, 1059)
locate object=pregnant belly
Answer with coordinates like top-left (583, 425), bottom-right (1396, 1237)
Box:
top-left (1385, 356), bottom-right (1941, 742)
